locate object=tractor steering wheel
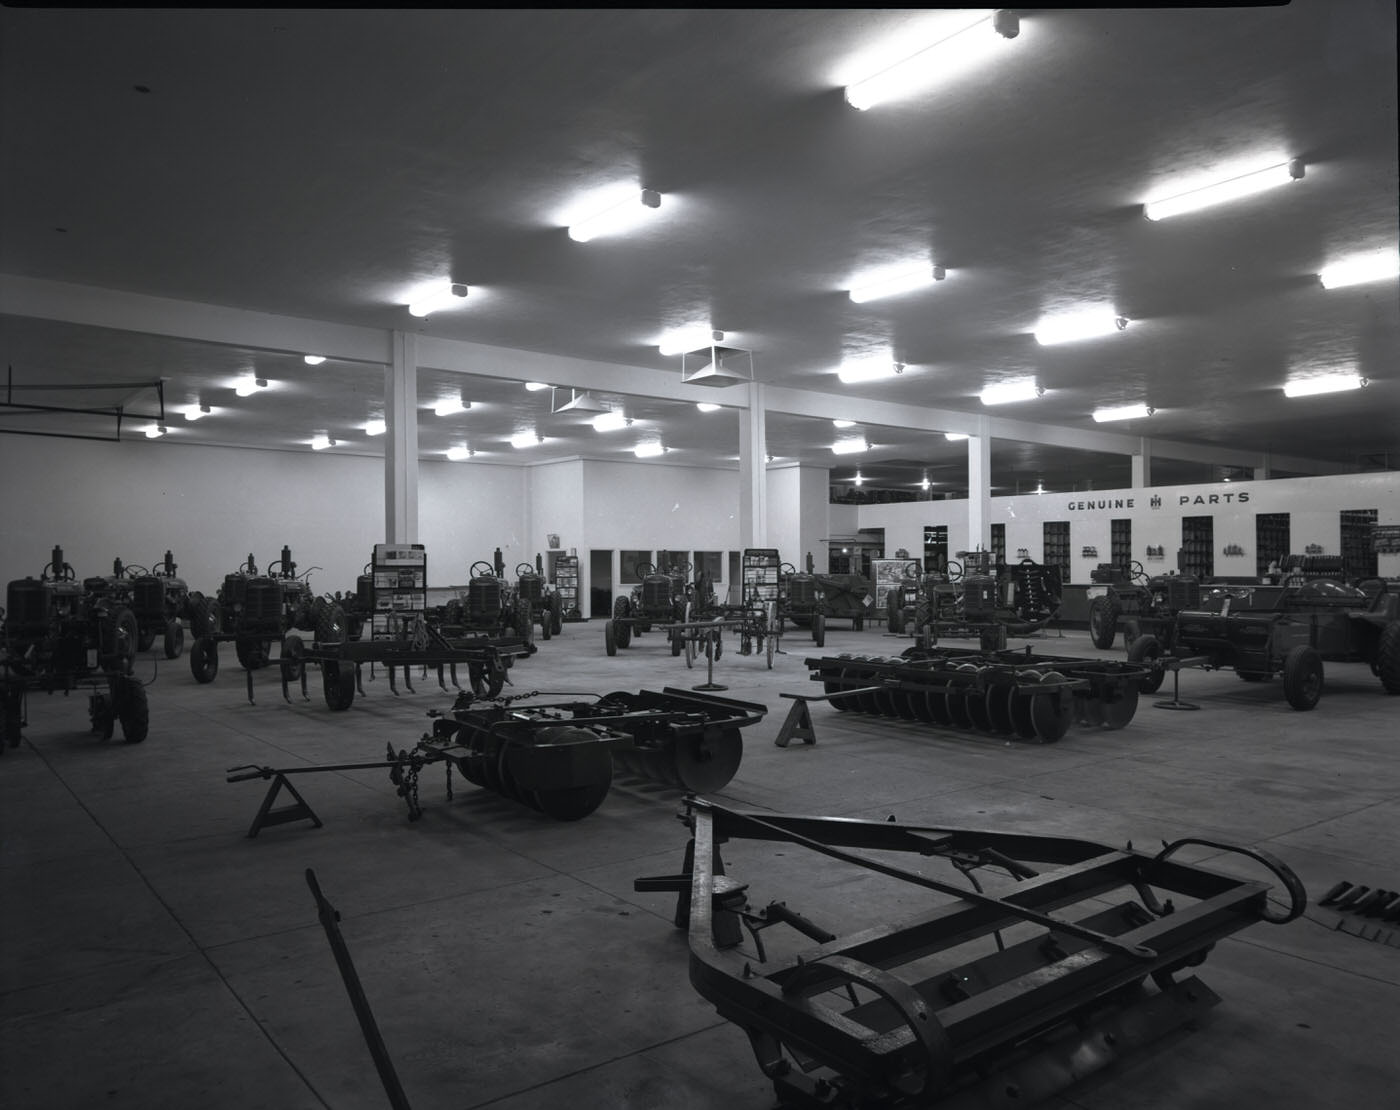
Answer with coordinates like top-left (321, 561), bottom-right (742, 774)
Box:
top-left (515, 562), bottom-right (536, 577)
top-left (779, 562), bottom-right (797, 577)
top-left (1130, 559), bottom-right (1147, 582)
top-left (904, 561), bottom-right (922, 580)
top-left (945, 560), bottom-right (963, 582)
top-left (676, 560), bottom-right (694, 576)
top-left (635, 561), bottom-right (657, 577)
top-left (470, 561), bottom-right (496, 578)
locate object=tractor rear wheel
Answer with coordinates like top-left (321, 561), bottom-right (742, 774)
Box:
top-left (1089, 597), bottom-right (1118, 650)
top-left (1282, 645), bottom-right (1323, 711)
top-left (323, 660), bottom-right (357, 710)
top-left (1377, 621), bottom-right (1400, 694)
top-left (604, 621), bottom-right (618, 656)
top-left (550, 595), bottom-right (563, 636)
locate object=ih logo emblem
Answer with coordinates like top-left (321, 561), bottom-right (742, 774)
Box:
top-left (1150, 495), bottom-right (1162, 509)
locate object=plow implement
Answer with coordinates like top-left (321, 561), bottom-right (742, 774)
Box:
top-left (635, 798), bottom-right (1304, 1110)
top-left (806, 646), bottom-right (1152, 742)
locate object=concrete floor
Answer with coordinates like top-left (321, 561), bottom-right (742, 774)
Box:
top-left (3, 621), bottom-right (1398, 1109)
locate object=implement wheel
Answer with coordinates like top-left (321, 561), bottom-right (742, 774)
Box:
top-left (323, 660), bottom-right (357, 711)
top-left (190, 638), bottom-right (219, 683)
top-left (1089, 596), bottom-right (1118, 650)
top-left (812, 612), bottom-right (826, 648)
top-left (1282, 645), bottom-right (1323, 711)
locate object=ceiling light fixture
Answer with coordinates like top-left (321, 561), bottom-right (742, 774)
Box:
top-left (311, 434), bottom-right (334, 450)
top-left (1092, 403), bottom-right (1155, 422)
top-left (1282, 373), bottom-right (1367, 398)
top-left (567, 188), bottom-right (661, 243)
top-left (445, 445), bottom-right (472, 461)
top-left (837, 358), bottom-right (905, 384)
top-left (510, 431), bottom-right (542, 449)
top-left (1319, 251), bottom-right (1400, 290)
top-left (591, 411), bottom-right (630, 432)
top-left (831, 438), bottom-right (869, 455)
top-left (408, 283), bottom-right (469, 317)
top-left (695, 402), bottom-right (721, 413)
top-left (364, 418), bottom-right (386, 436)
top-left (1143, 159), bottom-right (1304, 221)
top-left (634, 441), bottom-right (665, 458)
top-left (433, 397), bottom-right (470, 417)
top-left (183, 403), bottom-right (210, 421)
top-left (524, 381), bottom-right (550, 392)
top-left (848, 264), bottom-right (947, 303)
top-left (144, 423), bottom-right (166, 439)
top-left (844, 10), bottom-right (1018, 111)
top-left (1035, 310), bottom-right (1129, 345)
top-left (832, 419), bottom-right (856, 428)
top-left (920, 476), bottom-right (931, 490)
top-left (945, 432), bottom-right (969, 441)
top-left (853, 472), bottom-right (865, 486)
top-left (303, 355), bottom-right (326, 366)
top-left (659, 327), bottom-right (724, 357)
top-left (234, 376), bottom-right (268, 397)
top-left (980, 381), bottom-right (1042, 405)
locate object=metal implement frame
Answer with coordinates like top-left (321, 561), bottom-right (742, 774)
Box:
top-left (636, 798), bottom-right (1304, 1110)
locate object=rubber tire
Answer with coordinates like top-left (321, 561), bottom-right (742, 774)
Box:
top-left (1089, 597), bottom-right (1118, 650)
top-left (190, 638), bottom-right (219, 683)
top-left (1127, 634), bottom-right (1166, 694)
top-left (163, 620), bottom-right (185, 659)
top-left (137, 627), bottom-right (157, 652)
top-left (323, 661), bottom-right (357, 711)
top-left (813, 612), bottom-right (826, 648)
top-left (541, 613), bottom-right (552, 641)
top-left (550, 595), bottom-right (563, 636)
top-left (115, 677), bottom-right (149, 743)
top-left (1377, 621), bottom-right (1400, 694)
top-left (605, 621), bottom-right (618, 657)
top-left (102, 608), bottom-right (139, 674)
top-left (235, 638), bottom-right (272, 671)
top-left (1282, 645), bottom-right (1323, 711)
top-left (671, 633), bottom-right (682, 656)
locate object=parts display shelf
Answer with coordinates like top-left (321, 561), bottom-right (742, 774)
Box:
top-left (1111, 518), bottom-right (1132, 575)
top-left (741, 548), bottom-right (780, 609)
top-left (370, 543), bottom-right (426, 641)
top-left (1340, 508), bottom-right (1378, 580)
top-left (1179, 517), bottom-right (1214, 579)
top-left (1043, 521), bottom-right (1071, 584)
top-left (1256, 513), bottom-right (1290, 577)
top-left (553, 554), bottom-right (583, 621)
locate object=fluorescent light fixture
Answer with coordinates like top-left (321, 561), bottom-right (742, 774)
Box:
top-left (445, 445), bottom-right (472, 461)
top-left (234, 376), bottom-right (268, 397)
top-left (695, 402), bottom-right (720, 413)
top-left (832, 419), bottom-right (856, 428)
top-left (364, 419), bottom-right (386, 436)
top-left (144, 423), bottom-right (166, 439)
top-left (433, 398), bottom-right (469, 417)
top-left (524, 381), bottom-right (550, 391)
top-left (408, 283), bottom-right (469, 317)
top-left (1092, 403), bottom-right (1154, 423)
top-left (848, 264), bottom-right (946, 303)
top-left (1319, 251), bottom-right (1400, 290)
top-left (1143, 159), bottom-right (1304, 221)
top-left (837, 358), bottom-right (905, 384)
top-left (659, 327), bottom-right (723, 357)
top-left (183, 403), bottom-right (210, 421)
top-left (567, 188), bottom-right (661, 243)
top-left (510, 431), bottom-right (542, 449)
top-left (944, 432), bottom-right (969, 441)
top-left (920, 476), bottom-right (931, 490)
top-left (980, 381), bottom-right (1042, 405)
top-left (591, 411), bottom-right (630, 432)
top-left (831, 438), bottom-right (869, 455)
top-left (311, 434), bottom-right (334, 450)
top-left (1282, 373), bottom-right (1367, 398)
top-left (633, 441), bottom-right (665, 458)
top-left (852, 472), bottom-right (865, 487)
top-left (1035, 310), bottom-right (1128, 345)
top-left (844, 11), bottom-right (1016, 111)
top-left (303, 355), bottom-right (325, 366)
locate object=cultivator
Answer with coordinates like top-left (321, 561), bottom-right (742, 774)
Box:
top-left (635, 797), bottom-right (1305, 1110)
top-left (806, 644), bottom-right (1150, 742)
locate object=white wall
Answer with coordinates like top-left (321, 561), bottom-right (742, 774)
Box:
top-left (418, 458), bottom-right (528, 585)
top-left (854, 472), bottom-right (1400, 581)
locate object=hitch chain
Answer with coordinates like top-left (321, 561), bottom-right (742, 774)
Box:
top-left (386, 742), bottom-right (425, 821)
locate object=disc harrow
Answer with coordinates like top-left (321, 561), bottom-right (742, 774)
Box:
top-left (807, 645), bottom-right (1150, 742)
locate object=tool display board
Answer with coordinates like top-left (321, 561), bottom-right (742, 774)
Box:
top-left (741, 548), bottom-right (780, 608)
top-left (370, 543), bottom-right (426, 641)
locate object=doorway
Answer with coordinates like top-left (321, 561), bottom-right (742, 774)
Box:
top-left (589, 549), bottom-right (613, 618)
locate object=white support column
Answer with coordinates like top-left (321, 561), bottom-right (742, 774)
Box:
top-left (738, 381), bottom-right (768, 549)
top-left (966, 419), bottom-right (991, 552)
top-left (385, 331), bottom-right (419, 544)
top-left (1257, 452), bottom-right (1272, 480)
top-left (1132, 438), bottom-right (1152, 488)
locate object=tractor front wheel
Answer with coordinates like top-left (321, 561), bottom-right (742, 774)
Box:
top-left (1282, 645), bottom-right (1323, 711)
top-left (1377, 621), bottom-right (1400, 694)
top-left (190, 638), bottom-right (219, 683)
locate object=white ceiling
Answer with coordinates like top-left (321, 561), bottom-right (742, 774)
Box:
top-left (1, 5), bottom-right (1396, 496)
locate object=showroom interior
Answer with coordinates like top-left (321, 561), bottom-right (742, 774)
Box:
top-left (2, 6), bottom-right (1398, 1110)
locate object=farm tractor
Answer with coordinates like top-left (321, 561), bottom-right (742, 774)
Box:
top-left (84, 550), bottom-right (191, 659)
top-left (780, 554), bottom-right (873, 646)
top-left (1088, 562), bottom-right (1201, 651)
top-left (434, 552), bottom-right (535, 648)
top-left (605, 559), bottom-right (692, 655)
top-left (513, 554), bottom-right (563, 640)
top-left (2, 544), bottom-right (149, 751)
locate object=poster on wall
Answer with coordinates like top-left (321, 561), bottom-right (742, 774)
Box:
top-left (871, 558), bottom-right (917, 615)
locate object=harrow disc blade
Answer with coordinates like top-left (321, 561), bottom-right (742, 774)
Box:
top-left (1099, 682), bottom-right (1140, 730)
top-left (532, 777), bottom-right (612, 821)
top-left (1008, 688), bottom-right (1039, 740)
top-left (1030, 671), bottom-right (1074, 743)
top-left (985, 685), bottom-right (1015, 734)
top-left (925, 686), bottom-right (953, 726)
top-left (673, 727), bottom-right (744, 793)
